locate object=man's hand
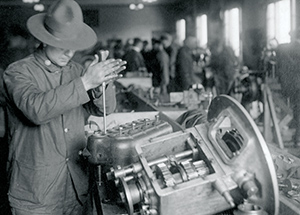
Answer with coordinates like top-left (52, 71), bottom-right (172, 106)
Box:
top-left (81, 53), bottom-right (126, 91)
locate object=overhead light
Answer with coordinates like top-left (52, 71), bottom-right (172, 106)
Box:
top-left (129, 3), bottom-right (136, 10)
top-left (129, 3), bottom-right (144, 11)
top-left (137, 3), bottom-right (144, 9)
top-left (143, 0), bottom-right (157, 3)
top-left (34, 4), bottom-right (45, 12)
top-left (23, 0), bottom-right (40, 3)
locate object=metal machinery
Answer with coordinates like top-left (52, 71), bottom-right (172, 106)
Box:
top-left (83, 95), bottom-right (279, 215)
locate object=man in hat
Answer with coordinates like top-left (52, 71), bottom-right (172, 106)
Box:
top-left (2, 0), bottom-right (126, 214)
top-left (175, 36), bottom-right (199, 92)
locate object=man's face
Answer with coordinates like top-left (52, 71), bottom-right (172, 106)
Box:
top-left (45, 45), bottom-right (76, 67)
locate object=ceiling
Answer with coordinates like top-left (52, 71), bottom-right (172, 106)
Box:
top-left (0, 0), bottom-right (183, 6)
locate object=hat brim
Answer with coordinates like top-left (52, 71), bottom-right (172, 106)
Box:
top-left (27, 13), bottom-right (97, 51)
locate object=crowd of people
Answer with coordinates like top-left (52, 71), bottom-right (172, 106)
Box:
top-left (73, 32), bottom-right (239, 101)
top-left (0, 21), bottom-right (240, 103)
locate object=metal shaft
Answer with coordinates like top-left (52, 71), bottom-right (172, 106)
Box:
top-left (102, 81), bottom-right (107, 134)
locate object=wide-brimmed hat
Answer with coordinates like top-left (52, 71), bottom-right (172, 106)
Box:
top-left (27, 0), bottom-right (97, 50)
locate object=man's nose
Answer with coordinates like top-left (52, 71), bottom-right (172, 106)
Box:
top-left (64, 49), bottom-right (75, 57)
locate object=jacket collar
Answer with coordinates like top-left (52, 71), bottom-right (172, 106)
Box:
top-left (34, 48), bottom-right (71, 73)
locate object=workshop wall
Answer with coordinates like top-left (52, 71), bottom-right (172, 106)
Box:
top-left (0, 4), bottom-right (178, 50)
top-left (84, 5), bottom-right (178, 45)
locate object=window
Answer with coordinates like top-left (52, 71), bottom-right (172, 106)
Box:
top-left (267, 0), bottom-right (294, 44)
top-left (224, 7), bottom-right (241, 57)
top-left (176, 19), bottom-right (186, 45)
top-left (196, 14), bottom-right (208, 48)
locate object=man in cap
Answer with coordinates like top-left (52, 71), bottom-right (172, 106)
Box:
top-left (2, 0), bottom-right (126, 214)
top-left (175, 36), bottom-right (199, 92)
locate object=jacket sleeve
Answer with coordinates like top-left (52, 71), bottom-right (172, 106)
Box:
top-left (169, 46), bottom-right (178, 78)
top-left (3, 63), bottom-right (90, 125)
top-left (83, 83), bottom-right (116, 116)
top-left (158, 52), bottom-right (169, 86)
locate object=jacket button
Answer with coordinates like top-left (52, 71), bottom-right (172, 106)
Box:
top-left (64, 128), bottom-right (69, 133)
top-left (45, 60), bottom-right (51, 66)
top-left (66, 158), bottom-right (69, 162)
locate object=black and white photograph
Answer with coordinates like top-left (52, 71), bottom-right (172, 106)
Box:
top-left (0, 0), bottom-right (299, 214)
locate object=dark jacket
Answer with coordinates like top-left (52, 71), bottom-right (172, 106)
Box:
top-left (122, 48), bottom-right (146, 75)
top-left (175, 46), bottom-right (195, 91)
top-left (209, 45), bottom-right (238, 94)
top-left (165, 43), bottom-right (179, 79)
top-left (149, 49), bottom-right (169, 88)
top-left (3, 49), bottom-right (116, 213)
top-left (277, 42), bottom-right (300, 97)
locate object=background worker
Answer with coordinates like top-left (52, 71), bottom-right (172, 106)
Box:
top-left (175, 36), bottom-right (199, 92)
top-left (160, 33), bottom-right (179, 92)
top-left (148, 39), bottom-right (170, 100)
top-left (122, 37), bottom-right (147, 77)
top-left (3, 0), bottom-right (126, 214)
top-left (277, 29), bottom-right (300, 147)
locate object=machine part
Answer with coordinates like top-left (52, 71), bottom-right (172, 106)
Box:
top-left (222, 129), bottom-right (244, 154)
top-left (213, 178), bottom-right (235, 208)
top-left (111, 148), bottom-right (196, 181)
top-left (230, 72), bottom-right (261, 107)
top-left (84, 114), bottom-right (173, 165)
top-left (180, 160), bottom-right (199, 181)
top-left (118, 178), bottom-right (137, 215)
top-left (277, 154), bottom-right (294, 164)
top-left (153, 156), bottom-right (209, 188)
top-left (216, 128), bottom-right (244, 159)
top-left (175, 109), bottom-right (207, 129)
top-left (102, 81), bottom-right (107, 134)
top-left (286, 190), bottom-right (300, 199)
top-left (233, 202), bottom-right (268, 215)
top-left (113, 133), bottom-right (217, 215)
top-left (207, 95), bottom-right (279, 215)
top-left (155, 162), bottom-right (176, 187)
top-left (192, 160), bottom-right (210, 177)
top-left (88, 95), bottom-right (279, 215)
top-left (117, 171), bottom-right (156, 215)
top-left (232, 170), bottom-right (259, 198)
top-left (279, 179), bottom-right (300, 193)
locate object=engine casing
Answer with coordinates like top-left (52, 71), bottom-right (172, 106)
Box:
top-left (84, 95), bottom-right (279, 215)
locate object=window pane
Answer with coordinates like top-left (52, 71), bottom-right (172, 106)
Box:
top-left (267, 0), bottom-right (291, 44)
top-left (276, 0), bottom-right (291, 43)
top-left (224, 8), bottom-right (240, 56)
top-left (267, 3), bottom-right (275, 41)
top-left (176, 19), bottom-right (186, 45)
top-left (196, 14), bottom-right (208, 48)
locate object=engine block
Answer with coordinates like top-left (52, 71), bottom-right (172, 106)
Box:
top-left (84, 95), bottom-right (279, 215)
